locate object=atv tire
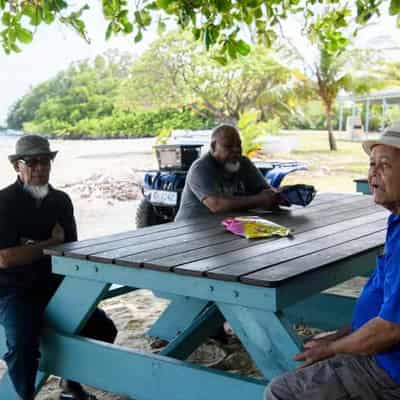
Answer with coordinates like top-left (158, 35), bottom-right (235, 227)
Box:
top-left (135, 198), bottom-right (166, 228)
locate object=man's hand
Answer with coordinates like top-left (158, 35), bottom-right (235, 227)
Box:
top-left (256, 188), bottom-right (281, 209)
top-left (294, 340), bottom-right (335, 368)
top-left (51, 223), bottom-right (65, 245)
top-left (294, 327), bottom-right (351, 368)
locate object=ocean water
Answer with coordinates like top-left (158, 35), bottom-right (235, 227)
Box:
top-left (0, 129), bottom-right (21, 142)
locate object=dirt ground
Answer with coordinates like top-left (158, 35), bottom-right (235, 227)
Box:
top-left (0, 132), bottom-right (371, 399)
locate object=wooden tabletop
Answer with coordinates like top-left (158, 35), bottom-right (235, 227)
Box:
top-left (46, 193), bottom-right (388, 288)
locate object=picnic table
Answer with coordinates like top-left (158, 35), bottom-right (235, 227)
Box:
top-left (0, 193), bottom-right (389, 399)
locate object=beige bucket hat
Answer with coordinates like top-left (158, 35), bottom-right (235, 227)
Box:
top-left (363, 124), bottom-right (400, 154)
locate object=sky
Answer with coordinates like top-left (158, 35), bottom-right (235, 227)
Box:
top-left (0, 3), bottom-right (399, 125)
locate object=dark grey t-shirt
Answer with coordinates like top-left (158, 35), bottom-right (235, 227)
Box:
top-left (175, 153), bottom-right (269, 221)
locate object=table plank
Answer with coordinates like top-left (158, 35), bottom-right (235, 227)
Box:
top-left (241, 230), bottom-right (386, 287)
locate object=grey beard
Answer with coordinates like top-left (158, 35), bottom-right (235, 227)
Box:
top-left (23, 184), bottom-right (49, 200)
top-left (224, 160), bottom-right (241, 173)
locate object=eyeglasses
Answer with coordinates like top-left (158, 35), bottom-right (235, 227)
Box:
top-left (19, 156), bottom-right (53, 168)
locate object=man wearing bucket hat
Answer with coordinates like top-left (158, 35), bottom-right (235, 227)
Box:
top-left (265, 124), bottom-right (400, 399)
top-left (0, 135), bottom-right (117, 400)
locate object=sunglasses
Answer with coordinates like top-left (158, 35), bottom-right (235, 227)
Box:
top-left (19, 156), bottom-right (53, 168)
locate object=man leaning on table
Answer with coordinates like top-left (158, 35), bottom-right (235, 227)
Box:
top-left (0, 135), bottom-right (117, 400)
top-left (266, 124), bottom-right (400, 399)
top-left (175, 124), bottom-right (289, 221)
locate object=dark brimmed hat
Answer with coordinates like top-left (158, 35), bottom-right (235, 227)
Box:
top-left (363, 124), bottom-right (400, 154)
top-left (8, 134), bottom-right (58, 162)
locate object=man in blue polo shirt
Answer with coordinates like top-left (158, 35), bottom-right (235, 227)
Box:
top-left (266, 124), bottom-right (400, 399)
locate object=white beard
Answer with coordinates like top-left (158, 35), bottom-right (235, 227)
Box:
top-left (224, 160), bottom-right (241, 174)
top-left (23, 184), bottom-right (49, 200)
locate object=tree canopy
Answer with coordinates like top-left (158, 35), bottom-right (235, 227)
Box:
top-left (118, 31), bottom-right (291, 122)
top-left (0, 0), bottom-right (397, 55)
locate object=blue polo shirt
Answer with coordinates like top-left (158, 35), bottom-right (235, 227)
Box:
top-left (352, 213), bottom-right (400, 384)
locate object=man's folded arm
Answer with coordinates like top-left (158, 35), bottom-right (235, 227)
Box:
top-left (0, 201), bottom-right (65, 268)
top-left (203, 189), bottom-right (281, 213)
top-left (0, 237), bottom-right (63, 269)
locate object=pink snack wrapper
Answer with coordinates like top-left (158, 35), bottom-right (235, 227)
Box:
top-left (222, 216), bottom-right (292, 239)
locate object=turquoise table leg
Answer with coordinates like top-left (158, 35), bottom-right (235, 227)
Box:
top-left (217, 303), bottom-right (300, 379)
top-left (148, 294), bottom-right (211, 341)
top-left (160, 303), bottom-right (225, 359)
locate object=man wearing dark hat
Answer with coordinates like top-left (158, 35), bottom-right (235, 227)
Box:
top-left (0, 135), bottom-right (117, 400)
top-left (265, 124), bottom-right (400, 399)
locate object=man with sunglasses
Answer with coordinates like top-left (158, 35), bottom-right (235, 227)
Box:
top-left (0, 135), bottom-right (117, 400)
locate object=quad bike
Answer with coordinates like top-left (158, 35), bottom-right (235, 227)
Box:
top-left (135, 144), bottom-right (309, 228)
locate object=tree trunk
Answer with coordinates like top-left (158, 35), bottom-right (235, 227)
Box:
top-left (326, 109), bottom-right (337, 151)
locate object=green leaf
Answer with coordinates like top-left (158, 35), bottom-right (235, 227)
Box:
top-left (122, 21), bottom-right (133, 33)
top-left (157, 19), bottom-right (166, 34)
top-left (390, 0), bottom-right (400, 15)
top-left (16, 27), bottom-right (33, 44)
top-left (43, 10), bottom-right (55, 24)
top-left (212, 55), bottom-right (228, 65)
top-left (236, 39), bottom-right (251, 56)
top-left (141, 11), bottom-right (152, 26)
top-left (2, 12), bottom-right (11, 26)
top-left (156, 0), bottom-right (176, 9)
top-left (134, 30), bottom-right (143, 42)
top-left (0, 0), bottom-right (6, 9)
top-left (54, 0), bottom-right (68, 11)
top-left (105, 21), bottom-right (113, 39)
top-left (10, 42), bottom-right (21, 53)
top-left (227, 42), bottom-right (237, 59)
top-left (215, 0), bottom-right (231, 12)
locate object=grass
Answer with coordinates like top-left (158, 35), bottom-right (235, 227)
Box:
top-left (261, 131), bottom-right (370, 193)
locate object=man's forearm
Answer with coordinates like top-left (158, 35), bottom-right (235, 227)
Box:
top-left (204, 192), bottom-right (279, 213)
top-left (330, 317), bottom-right (400, 355)
top-left (0, 238), bottom-right (60, 269)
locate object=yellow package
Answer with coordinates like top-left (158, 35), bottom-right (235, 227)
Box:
top-left (223, 216), bottom-right (292, 239)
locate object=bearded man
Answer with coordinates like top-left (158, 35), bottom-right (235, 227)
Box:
top-left (175, 124), bottom-right (287, 221)
top-left (0, 135), bottom-right (117, 400)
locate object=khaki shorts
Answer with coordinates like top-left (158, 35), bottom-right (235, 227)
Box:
top-left (265, 354), bottom-right (400, 400)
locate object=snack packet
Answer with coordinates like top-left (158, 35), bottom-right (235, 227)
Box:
top-left (222, 216), bottom-right (292, 239)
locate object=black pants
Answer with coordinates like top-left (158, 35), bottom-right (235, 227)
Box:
top-left (0, 277), bottom-right (117, 400)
